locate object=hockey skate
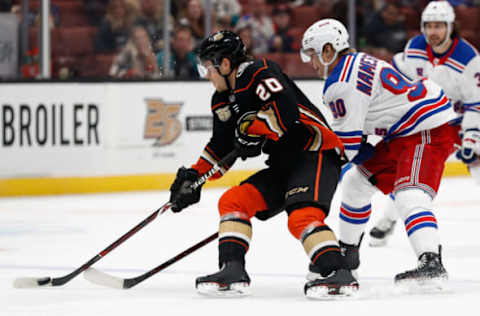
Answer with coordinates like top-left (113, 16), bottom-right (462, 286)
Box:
top-left (394, 251), bottom-right (448, 290)
top-left (195, 261), bottom-right (251, 297)
top-left (304, 269), bottom-right (359, 299)
top-left (369, 218), bottom-right (396, 247)
top-left (307, 238), bottom-right (362, 281)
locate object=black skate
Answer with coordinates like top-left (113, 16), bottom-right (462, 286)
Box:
top-left (339, 239), bottom-right (361, 278)
top-left (307, 236), bottom-right (363, 280)
top-left (304, 269), bottom-right (359, 299)
top-left (195, 261), bottom-right (251, 297)
top-left (369, 219), bottom-right (396, 247)
top-left (394, 251), bottom-right (448, 289)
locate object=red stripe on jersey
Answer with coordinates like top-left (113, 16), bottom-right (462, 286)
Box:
top-left (395, 95), bottom-right (449, 134)
top-left (212, 101), bottom-right (227, 111)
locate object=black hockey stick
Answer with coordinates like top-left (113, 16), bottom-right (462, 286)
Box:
top-left (84, 232), bottom-right (219, 289)
top-left (13, 150), bottom-right (237, 288)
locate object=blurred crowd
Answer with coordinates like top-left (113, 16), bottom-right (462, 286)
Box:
top-left (1, 0), bottom-right (480, 80)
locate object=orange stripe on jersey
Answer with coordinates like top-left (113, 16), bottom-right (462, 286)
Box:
top-left (314, 152), bottom-right (323, 201)
top-left (211, 101), bottom-right (227, 111)
top-left (234, 59), bottom-right (268, 93)
top-left (205, 145), bottom-right (220, 161)
top-left (191, 157), bottom-right (213, 175)
top-left (247, 118), bottom-right (279, 140)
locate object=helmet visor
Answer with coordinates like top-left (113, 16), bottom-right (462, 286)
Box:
top-left (196, 57), bottom-right (214, 78)
top-left (300, 48), bottom-right (317, 63)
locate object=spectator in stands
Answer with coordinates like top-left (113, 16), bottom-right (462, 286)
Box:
top-left (236, 0), bottom-right (275, 55)
top-left (363, 2), bottom-right (407, 55)
top-left (236, 24), bottom-right (254, 55)
top-left (95, 0), bottom-right (140, 53)
top-left (135, 0), bottom-right (175, 53)
top-left (211, 0), bottom-right (242, 28)
top-left (178, 0), bottom-right (216, 45)
top-left (84, 0), bottom-right (110, 26)
top-left (269, 4), bottom-right (294, 53)
top-left (156, 26), bottom-right (199, 79)
top-left (110, 25), bottom-right (160, 79)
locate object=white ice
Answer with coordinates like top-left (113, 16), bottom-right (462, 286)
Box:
top-left (2, 176), bottom-right (479, 316)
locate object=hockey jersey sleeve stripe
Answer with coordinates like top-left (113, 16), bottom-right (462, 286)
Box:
top-left (234, 59), bottom-right (268, 93)
top-left (388, 94), bottom-right (450, 137)
top-left (335, 130), bottom-right (363, 136)
top-left (463, 102), bottom-right (480, 112)
top-left (205, 145), bottom-right (221, 161)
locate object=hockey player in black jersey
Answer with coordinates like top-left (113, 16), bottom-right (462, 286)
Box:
top-left (168, 30), bottom-right (358, 299)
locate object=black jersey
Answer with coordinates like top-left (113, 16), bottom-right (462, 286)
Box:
top-left (192, 58), bottom-right (343, 178)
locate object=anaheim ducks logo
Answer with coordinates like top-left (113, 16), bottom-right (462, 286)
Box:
top-left (215, 106), bottom-right (232, 122)
top-left (144, 99), bottom-right (182, 146)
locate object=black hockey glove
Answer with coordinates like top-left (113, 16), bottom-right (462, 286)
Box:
top-left (351, 143), bottom-right (375, 165)
top-left (169, 167), bottom-right (202, 213)
top-left (234, 127), bottom-right (265, 161)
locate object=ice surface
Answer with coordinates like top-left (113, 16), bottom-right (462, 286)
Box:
top-left (1, 176), bottom-right (479, 315)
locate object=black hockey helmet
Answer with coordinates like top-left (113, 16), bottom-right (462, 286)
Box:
top-left (195, 30), bottom-right (247, 71)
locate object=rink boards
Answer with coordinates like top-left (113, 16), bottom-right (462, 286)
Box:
top-left (0, 81), bottom-right (468, 197)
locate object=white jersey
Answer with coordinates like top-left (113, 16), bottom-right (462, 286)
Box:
top-left (323, 52), bottom-right (456, 160)
top-left (392, 35), bottom-right (480, 131)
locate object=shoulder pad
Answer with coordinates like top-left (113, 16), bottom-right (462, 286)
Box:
top-left (323, 53), bottom-right (359, 95)
top-left (450, 38), bottom-right (479, 66)
top-left (234, 59), bottom-right (270, 92)
top-left (407, 35), bottom-right (428, 50)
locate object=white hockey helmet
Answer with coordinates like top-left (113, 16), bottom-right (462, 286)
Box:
top-left (300, 18), bottom-right (350, 66)
top-left (421, 1), bottom-right (455, 46)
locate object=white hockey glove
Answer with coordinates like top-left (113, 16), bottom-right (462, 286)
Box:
top-left (456, 128), bottom-right (480, 164)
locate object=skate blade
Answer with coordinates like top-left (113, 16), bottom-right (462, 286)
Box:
top-left (305, 284), bottom-right (359, 300)
top-left (196, 282), bottom-right (251, 298)
top-left (307, 270), bottom-right (359, 281)
top-left (395, 275), bottom-right (448, 293)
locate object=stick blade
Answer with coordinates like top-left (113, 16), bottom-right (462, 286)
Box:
top-left (13, 276), bottom-right (52, 288)
top-left (83, 268), bottom-right (124, 289)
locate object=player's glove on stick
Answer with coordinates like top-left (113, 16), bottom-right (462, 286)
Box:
top-left (456, 128), bottom-right (480, 164)
top-left (169, 167), bottom-right (202, 212)
top-left (235, 114), bottom-right (265, 161)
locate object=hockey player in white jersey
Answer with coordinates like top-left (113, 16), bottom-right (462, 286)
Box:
top-left (369, 0), bottom-right (480, 247)
top-left (301, 18), bottom-right (457, 286)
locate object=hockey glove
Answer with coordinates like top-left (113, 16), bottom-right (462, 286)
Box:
top-left (234, 115), bottom-right (265, 161)
top-left (169, 167), bottom-right (202, 213)
top-left (456, 128), bottom-right (480, 164)
top-left (351, 143), bottom-right (375, 165)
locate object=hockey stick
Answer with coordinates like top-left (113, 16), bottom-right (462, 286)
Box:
top-left (13, 150), bottom-right (237, 288)
top-left (84, 232), bottom-right (219, 289)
